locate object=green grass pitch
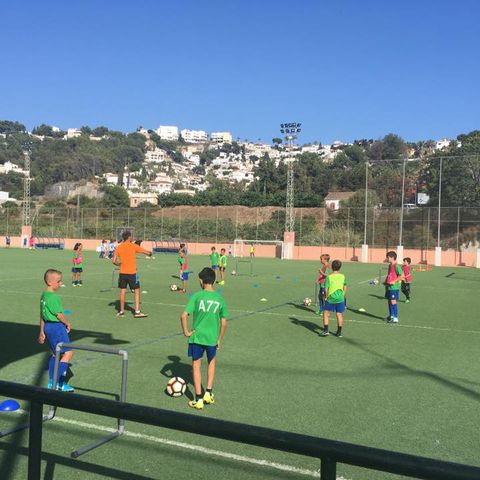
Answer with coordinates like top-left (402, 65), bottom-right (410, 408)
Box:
top-left (0, 248), bottom-right (479, 479)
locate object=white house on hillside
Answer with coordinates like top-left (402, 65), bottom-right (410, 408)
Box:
top-left (324, 191), bottom-right (355, 211)
top-left (181, 129), bottom-right (208, 143)
top-left (156, 126), bottom-right (179, 141)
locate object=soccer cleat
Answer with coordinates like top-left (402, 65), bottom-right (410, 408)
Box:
top-left (203, 392), bottom-right (215, 404)
top-left (388, 317), bottom-right (399, 323)
top-left (57, 382), bottom-right (74, 392)
top-left (335, 331), bottom-right (343, 338)
top-left (405, 299), bottom-right (410, 304)
top-left (117, 311), bottom-right (125, 317)
top-left (188, 399), bottom-right (204, 410)
top-left (384, 316), bottom-right (391, 322)
top-left (47, 380), bottom-right (53, 389)
top-left (218, 281), bottom-right (225, 285)
top-left (319, 330), bottom-right (330, 336)
top-left (134, 311), bottom-right (148, 318)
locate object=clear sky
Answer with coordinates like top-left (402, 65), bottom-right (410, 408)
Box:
top-left (2, 0), bottom-right (479, 144)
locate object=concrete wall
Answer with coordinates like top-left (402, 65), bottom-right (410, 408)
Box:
top-left (0, 236), bottom-right (477, 267)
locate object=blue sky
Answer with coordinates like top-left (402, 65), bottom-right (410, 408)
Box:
top-left (2, 0), bottom-right (479, 144)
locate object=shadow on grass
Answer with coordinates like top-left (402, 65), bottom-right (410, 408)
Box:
top-left (0, 442), bottom-right (155, 480)
top-left (343, 337), bottom-right (480, 402)
top-left (0, 321), bottom-right (130, 372)
top-left (368, 294), bottom-right (387, 301)
top-left (73, 386), bottom-right (120, 401)
top-left (0, 352), bottom-right (47, 479)
top-left (108, 300), bottom-right (136, 315)
top-left (287, 302), bottom-right (315, 313)
top-left (160, 355), bottom-right (194, 400)
top-left (348, 307), bottom-right (385, 321)
top-left (290, 316), bottom-right (322, 336)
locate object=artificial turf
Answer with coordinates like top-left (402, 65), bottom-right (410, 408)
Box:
top-left (0, 248), bottom-right (479, 479)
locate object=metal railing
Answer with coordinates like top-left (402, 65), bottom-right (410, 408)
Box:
top-left (0, 381), bottom-right (479, 480)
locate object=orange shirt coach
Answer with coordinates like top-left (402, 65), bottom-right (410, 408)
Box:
top-left (112, 231), bottom-right (151, 318)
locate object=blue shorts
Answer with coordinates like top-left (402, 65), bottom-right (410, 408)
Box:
top-left (211, 265), bottom-right (218, 270)
top-left (387, 290), bottom-right (399, 301)
top-left (44, 322), bottom-right (71, 354)
top-left (180, 271), bottom-right (189, 281)
top-left (71, 267), bottom-right (83, 273)
top-left (324, 301), bottom-right (346, 313)
top-left (188, 343), bottom-right (217, 362)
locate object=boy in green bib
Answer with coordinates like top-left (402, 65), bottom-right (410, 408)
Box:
top-left (320, 260), bottom-right (347, 338)
top-left (181, 267), bottom-right (228, 410)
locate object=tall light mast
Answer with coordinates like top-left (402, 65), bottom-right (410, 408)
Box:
top-left (22, 142), bottom-right (33, 226)
top-left (280, 122), bottom-right (301, 232)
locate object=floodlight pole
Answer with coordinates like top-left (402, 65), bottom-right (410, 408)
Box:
top-left (280, 123), bottom-right (301, 260)
top-left (434, 157), bottom-right (443, 266)
top-left (399, 157), bottom-right (407, 247)
top-left (437, 157), bottom-right (443, 247)
top-left (23, 145), bottom-right (32, 227)
top-left (361, 161), bottom-right (370, 263)
top-left (363, 162), bottom-right (368, 245)
top-left (280, 123), bottom-right (301, 233)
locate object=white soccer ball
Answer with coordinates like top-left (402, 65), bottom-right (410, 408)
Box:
top-left (231, 270), bottom-right (236, 276)
top-left (303, 297), bottom-right (312, 307)
top-left (166, 377), bottom-right (187, 397)
top-left (170, 284), bottom-right (178, 291)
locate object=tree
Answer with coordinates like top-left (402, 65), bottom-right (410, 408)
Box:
top-left (92, 126), bottom-right (109, 137)
top-left (102, 185), bottom-right (129, 208)
top-left (417, 131), bottom-right (480, 206)
top-left (272, 138), bottom-right (283, 148)
top-left (0, 120), bottom-right (25, 134)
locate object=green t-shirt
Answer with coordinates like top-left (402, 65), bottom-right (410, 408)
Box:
top-left (387, 264), bottom-right (403, 291)
top-left (73, 251), bottom-right (83, 269)
top-left (177, 254), bottom-right (185, 267)
top-left (40, 291), bottom-right (63, 322)
top-left (184, 290), bottom-right (229, 346)
top-left (325, 273), bottom-right (347, 304)
top-left (218, 254), bottom-right (227, 267)
top-left (210, 251), bottom-right (219, 266)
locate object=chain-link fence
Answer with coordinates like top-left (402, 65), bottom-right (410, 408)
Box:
top-left (0, 206), bottom-right (478, 250)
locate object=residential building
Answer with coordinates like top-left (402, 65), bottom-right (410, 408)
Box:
top-left (129, 192), bottom-right (158, 208)
top-left (0, 191), bottom-right (12, 204)
top-left (435, 138), bottom-right (451, 151)
top-left (0, 161), bottom-right (27, 175)
top-left (66, 128), bottom-right (82, 139)
top-left (324, 191), bottom-right (355, 211)
top-left (145, 148), bottom-right (168, 163)
top-left (211, 131), bottom-right (233, 143)
top-left (103, 173), bottom-right (119, 185)
top-left (156, 126), bottom-right (179, 141)
top-left (180, 129), bottom-right (208, 143)
top-left (148, 173), bottom-right (174, 194)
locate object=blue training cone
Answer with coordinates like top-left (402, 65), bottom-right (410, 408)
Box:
top-left (0, 399), bottom-right (20, 412)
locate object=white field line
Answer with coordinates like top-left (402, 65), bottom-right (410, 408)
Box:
top-left (12, 410), bottom-right (351, 479)
top-left (2, 289), bottom-right (480, 335)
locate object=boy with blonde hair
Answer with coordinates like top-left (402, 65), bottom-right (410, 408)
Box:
top-left (38, 269), bottom-right (75, 391)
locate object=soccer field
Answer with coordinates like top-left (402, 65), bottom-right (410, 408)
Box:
top-left (0, 248), bottom-right (479, 480)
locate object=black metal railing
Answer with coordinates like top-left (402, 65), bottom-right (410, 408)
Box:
top-left (1, 380), bottom-right (479, 480)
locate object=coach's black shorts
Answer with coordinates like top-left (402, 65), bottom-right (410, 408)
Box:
top-left (118, 273), bottom-right (140, 290)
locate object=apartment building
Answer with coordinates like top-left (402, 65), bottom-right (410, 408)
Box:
top-left (156, 125), bottom-right (179, 141)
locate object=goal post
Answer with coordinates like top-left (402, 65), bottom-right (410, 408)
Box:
top-left (233, 239), bottom-right (285, 259)
top-left (116, 227), bottom-right (135, 243)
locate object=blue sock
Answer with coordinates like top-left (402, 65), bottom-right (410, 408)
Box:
top-left (58, 362), bottom-right (69, 383)
top-left (48, 357), bottom-right (56, 380)
top-left (388, 302), bottom-right (392, 317)
top-left (392, 303), bottom-right (398, 318)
